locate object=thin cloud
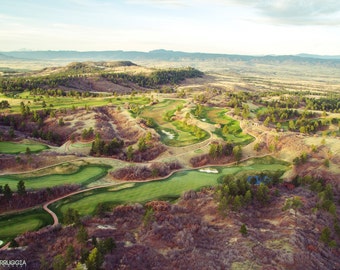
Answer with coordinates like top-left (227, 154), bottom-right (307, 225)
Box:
top-left (216, 0), bottom-right (340, 25)
top-left (124, 0), bottom-right (188, 8)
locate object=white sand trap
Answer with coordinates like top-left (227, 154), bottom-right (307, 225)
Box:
top-left (199, 168), bottom-right (218, 174)
top-left (162, 130), bottom-right (175, 139)
top-left (97, 225), bottom-right (116, 230)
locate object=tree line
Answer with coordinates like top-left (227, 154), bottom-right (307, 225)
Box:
top-left (102, 67), bottom-right (203, 88)
top-left (215, 173), bottom-right (281, 214)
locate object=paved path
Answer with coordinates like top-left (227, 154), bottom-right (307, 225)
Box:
top-left (0, 151), bottom-right (273, 250)
top-left (0, 242), bottom-right (10, 251)
top-left (42, 183), bottom-right (118, 226)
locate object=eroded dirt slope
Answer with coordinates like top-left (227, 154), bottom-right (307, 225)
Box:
top-left (2, 186), bottom-right (340, 270)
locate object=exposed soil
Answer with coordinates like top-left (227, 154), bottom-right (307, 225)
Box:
top-left (2, 186), bottom-right (340, 269)
top-left (0, 153), bottom-right (78, 174)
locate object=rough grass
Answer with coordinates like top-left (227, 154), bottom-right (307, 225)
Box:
top-left (231, 261), bottom-right (261, 270)
top-left (0, 164), bottom-right (111, 190)
top-left (70, 142), bottom-right (92, 148)
top-left (0, 141), bottom-right (49, 154)
top-left (0, 208), bottom-right (53, 245)
top-left (51, 157), bottom-right (289, 217)
top-left (265, 239), bottom-right (293, 253)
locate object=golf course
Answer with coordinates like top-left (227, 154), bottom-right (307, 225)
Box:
top-left (0, 163), bottom-right (111, 190)
top-left (51, 157), bottom-right (289, 217)
top-left (0, 208), bottom-right (53, 244)
top-left (140, 99), bottom-right (210, 146)
top-left (0, 140), bottom-right (49, 154)
top-left (194, 106), bottom-right (254, 145)
top-left (0, 156), bottom-right (289, 246)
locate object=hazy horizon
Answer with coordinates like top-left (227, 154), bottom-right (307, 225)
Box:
top-left (1, 48), bottom-right (340, 58)
top-left (1, 0), bottom-right (340, 55)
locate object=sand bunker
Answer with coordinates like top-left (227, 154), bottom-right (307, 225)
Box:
top-left (162, 130), bottom-right (175, 139)
top-left (199, 168), bottom-right (218, 174)
top-left (97, 225), bottom-right (116, 230)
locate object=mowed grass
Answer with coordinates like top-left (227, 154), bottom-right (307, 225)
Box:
top-left (140, 99), bottom-right (209, 146)
top-left (140, 99), bottom-right (185, 125)
top-left (0, 164), bottom-right (111, 191)
top-left (0, 93), bottom-right (150, 113)
top-left (70, 142), bottom-right (92, 148)
top-left (157, 122), bottom-right (208, 147)
top-left (200, 107), bottom-right (254, 145)
top-left (51, 157), bottom-right (289, 217)
top-left (0, 141), bottom-right (49, 154)
top-left (0, 208), bottom-right (53, 245)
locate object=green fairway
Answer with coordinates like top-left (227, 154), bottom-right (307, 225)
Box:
top-left (194, 106), bottom-right (254, 145)
top-left (140, 99), bottom-right (209, 146)
top-left (0, 141), bottom-right (49, 154)
top-left (0, 94), bottom-right (150, 114)
top-left (0, 164), bottom-right (111, 191)
top-left (140, 99), bottom-right (185, 124)
top-left (51, 157), bottom-right (289, 217)
top-left (0, 208), bottom-right (53, 245)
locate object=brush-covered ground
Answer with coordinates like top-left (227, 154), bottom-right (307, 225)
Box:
top-left (0, 60), bottom-right (339, 269)
top-left (1, 185), bottom-right (340, 270)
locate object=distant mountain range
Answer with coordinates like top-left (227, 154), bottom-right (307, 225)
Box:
top-left (297, 53), bottom-right (340, 60)
top-left (1, 49), bottom-right (340, 66)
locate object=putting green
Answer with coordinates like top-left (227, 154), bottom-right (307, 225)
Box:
top-left (0, 208), bottom-right (53, 244)
top-left (0, 164), bottom-right (111, 190)
top-left (0, 141), bottom-right (49, 154)
top-left (52, 157), bottom-right (289, 217)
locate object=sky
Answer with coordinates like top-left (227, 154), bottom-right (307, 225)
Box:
top-left (1, 0), bottom-right (340, 55)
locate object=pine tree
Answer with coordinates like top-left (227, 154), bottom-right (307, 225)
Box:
top-left (232, 145), bottom-right (242, 162)
top-left (126, 146), bottom-right (134, 161)
top-left (244, 190), bottom-right (252, 205)
top-left (3, 184), bottom-right (12, 200)
top-left (209, 143), bottom-right (217, 159)
top-left (320, 227), bottom-right (331, 245)
top-left (138, 137), bottom-right (147, 152)
top-left (145, 132), bottom-right (152, 142)
top-left (233, 195), bottom-right (242, 211)
top-left (240, 224), bottom-right (248, 236)
top-left (74, 262), bottom-right (84, 270)
top-left (52, 254), bottom-right (66, 270)
top-left (9, 239), bottom-right (19, 248)
top-left (17, 180), bottom-right (26, 196)
top-left (65, 245), bottom-right (75, 265)
top-left (256, 183), bottom-right (269, 205)
top-left (85, 248), bottom-right (103, 270)
top-left (76, 226), bottom-right (88, 245)
top-left (39, 256), bottom-right (49, 270)
top-left (103, 238), bottom-right (116, 254)
top-left (63, 208), bottom-right (80, 225)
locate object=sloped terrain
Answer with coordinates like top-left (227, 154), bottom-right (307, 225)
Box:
top-left (2, 186), bottom-right (340, 269)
